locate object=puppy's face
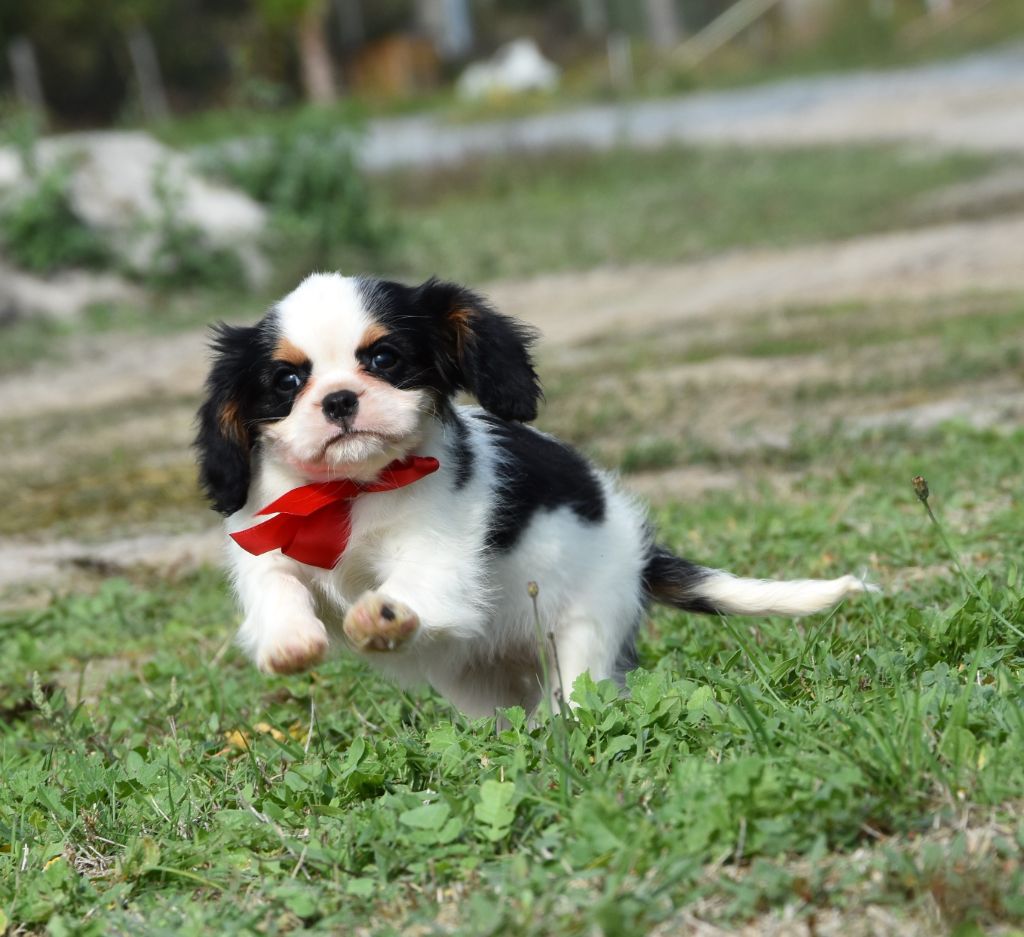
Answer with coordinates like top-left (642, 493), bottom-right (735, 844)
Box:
top-left (260, 275), bottom-right (439, 481)
top-left (196, 273), bottom-right (542, 514)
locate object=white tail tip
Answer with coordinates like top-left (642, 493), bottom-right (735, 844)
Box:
top-left (698, 571), bottom-right (879, 618)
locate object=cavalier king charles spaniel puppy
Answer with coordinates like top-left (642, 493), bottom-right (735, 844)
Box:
top-left (196, 273), bottom-right (873, 717)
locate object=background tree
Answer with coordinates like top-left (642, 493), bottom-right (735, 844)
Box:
top-left (255, 0), bottom-right (337, 103)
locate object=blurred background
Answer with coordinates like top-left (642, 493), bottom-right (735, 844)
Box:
top-left (1, 0), bottom-right (1023, 602)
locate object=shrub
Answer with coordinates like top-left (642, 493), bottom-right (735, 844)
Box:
top-left (0, 162), bottom-right (112, 273)
top-left (141, 165), bottom-right (244, 290)
top-left (202, 112), bottom-right (389, 269)
top-left (0, 108), bottom-right (111, 274)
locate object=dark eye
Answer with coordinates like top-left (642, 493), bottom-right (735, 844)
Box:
top-left (370, 347), bottom-right (399, 371)
top-left (273, 367), bottom-right (303, 393)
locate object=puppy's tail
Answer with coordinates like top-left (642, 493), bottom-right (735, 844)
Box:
top-left (642, 545), bottom-right (876, 617)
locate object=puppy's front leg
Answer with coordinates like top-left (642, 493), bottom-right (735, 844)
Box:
top-left (233, 551), bottom-right (328, 674)
top-left (342, 553), bottom-right (486, 656)
top-left (343, 592), bottom-right (420, 652)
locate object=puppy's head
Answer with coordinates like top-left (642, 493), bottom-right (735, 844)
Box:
top-left (196, 273), bottom-right (541, 514)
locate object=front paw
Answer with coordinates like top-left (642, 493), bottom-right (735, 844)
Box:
top-left (343, 592), bottom-right (419, 652)
top-left (256, 619), bottom-right (329, 675)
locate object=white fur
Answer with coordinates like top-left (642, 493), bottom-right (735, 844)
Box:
top-left (264, 274), bottom-right (430, 482)
top-left (221, 273), bottom-right (875, 718)
top-left (696, 571), bottom-right (876, 617)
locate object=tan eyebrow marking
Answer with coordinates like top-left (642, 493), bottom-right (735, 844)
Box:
top-left (273, 337), bottom-right (310, 366)
top-left (358, 323), bottom-right (391, 350)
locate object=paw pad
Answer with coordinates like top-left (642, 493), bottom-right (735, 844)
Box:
top-left (343, 593), bottom-right (419, 652)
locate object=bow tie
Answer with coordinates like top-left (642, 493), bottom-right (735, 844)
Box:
top-left (229, 455), bottom-right (440, 569)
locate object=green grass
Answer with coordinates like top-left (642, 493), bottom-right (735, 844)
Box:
top-left (539, 291), bottom-right (1024, 473)
top-left (687, 0), bottom-right (1024, 92)
top-left (2, 419), bottom-right (1024, 934)
top-left (3, 121), bottom-right (1024, 933)
top-left (383, 145), bottom-right (996, 282)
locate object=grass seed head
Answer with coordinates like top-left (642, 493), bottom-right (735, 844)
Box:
top-left (912, 475), bottom-right (930, 503)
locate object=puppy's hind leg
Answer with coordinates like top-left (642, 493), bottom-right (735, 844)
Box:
top-left (540, 605), bottom-right (626, 713)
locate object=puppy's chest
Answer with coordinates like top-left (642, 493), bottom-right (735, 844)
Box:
top-left (309, 499), bottom-right (429, 603)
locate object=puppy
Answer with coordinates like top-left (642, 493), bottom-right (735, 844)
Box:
top-left (196, 273), bottom-right (872, 717)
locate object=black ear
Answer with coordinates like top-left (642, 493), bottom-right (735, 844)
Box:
top-left (195, 324), bottom-right (259, 515)
top-left (416, 278), bottom-right (542, 422)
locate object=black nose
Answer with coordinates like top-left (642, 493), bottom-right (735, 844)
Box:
top-left (322, 390), bottom-right (359, 424)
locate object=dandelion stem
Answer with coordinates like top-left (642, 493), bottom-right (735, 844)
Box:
top-left (913, 476), bottom-right (1024, 640)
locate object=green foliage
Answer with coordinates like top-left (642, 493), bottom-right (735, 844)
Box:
top-left (252, 0), bottom-right (319, 25)
top-left (0, 159), bottom-right (109, 274)
top-left (0, 108), bottom-right (246, 287)
top-left (1, 107), bottom-right (43, 176)
top-left (140, 165), bottom-right (244, 291)
top-left (203, 114), bottom-right (389, 272)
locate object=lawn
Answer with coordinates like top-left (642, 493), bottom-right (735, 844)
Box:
top-left (382, 145), bottom-right (995, 283)
top-left (2, 420), bottom-right (1023, 934)
top-left (2, 137), bottom-right (1024, 934)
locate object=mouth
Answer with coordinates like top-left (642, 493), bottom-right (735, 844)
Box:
top-left (313, 429), bottom-right (404, 462)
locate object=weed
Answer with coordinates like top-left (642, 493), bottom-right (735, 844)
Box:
top-left (913, 475), bottom-right (1024, 640)
top-left (0, 109), bottom-right (109, 274)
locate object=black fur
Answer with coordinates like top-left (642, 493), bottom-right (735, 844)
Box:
top-left (195, 323), bottom-right (262, 515)
top-left (194, 315), bottom-right (309, 515)
top-left (359, 276), bottom-right (542, 422)
top-left (641, 545), bottom-right (718, 614)
top-left (615, 547), bottom-right (720, 677)
top-left (444, 408), bottom-right (475, 491)
top-left (612, 620), bottom-right (642, 684)
top-left (477, 414), bottom-right (605, 552)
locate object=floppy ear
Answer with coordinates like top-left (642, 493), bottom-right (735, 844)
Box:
top-left (416, 278), bottom-right (542, 422)
top-left (195, 324), bottom-right (259, 515)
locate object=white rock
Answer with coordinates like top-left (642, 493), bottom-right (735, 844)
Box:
top-left (0, 261), bottom-right (141, 323)
top-left (457, 39), bottom-right (560, 101)
top-left (0, 131), bottom-right (268, 285)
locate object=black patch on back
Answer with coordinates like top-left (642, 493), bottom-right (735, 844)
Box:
top-left (478, 414), bottom-right (605, 552)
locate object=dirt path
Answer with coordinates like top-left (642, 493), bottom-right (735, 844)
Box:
top-left (358, 45), bottom-right (1024, 171)
top-left (5, 210), bottom-right (1024, 423)
top-left (490, 212), bottom-right (1024, 346)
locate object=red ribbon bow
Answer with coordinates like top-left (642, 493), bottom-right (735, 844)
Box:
top-left (230, 455), bottom-right (440, 569)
